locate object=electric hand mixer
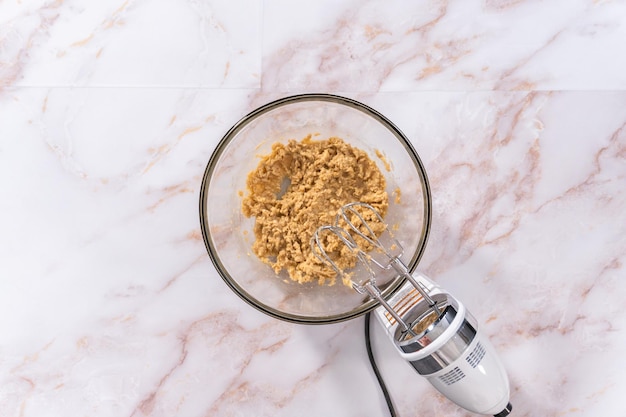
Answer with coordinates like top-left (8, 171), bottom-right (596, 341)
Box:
top-left (312, 202), bottom-right (511, 416)
top-left (199, 94), bottom-right (512, 416)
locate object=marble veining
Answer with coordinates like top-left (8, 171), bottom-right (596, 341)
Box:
top-left (2, 1), bottom-right (626, 417)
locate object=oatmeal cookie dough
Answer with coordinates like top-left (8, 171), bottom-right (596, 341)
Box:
top-left (242, 135), bottom-right (389, 286)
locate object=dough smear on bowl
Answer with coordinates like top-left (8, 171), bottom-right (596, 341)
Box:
top-left (241, 134), bottom-right (389, 286)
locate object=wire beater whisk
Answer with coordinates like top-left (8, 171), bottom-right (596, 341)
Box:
top-left (311, 202), bottom-right (441, 336)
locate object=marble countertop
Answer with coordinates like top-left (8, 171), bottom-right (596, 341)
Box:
top-left (2, 1), bottom-right (626, 416)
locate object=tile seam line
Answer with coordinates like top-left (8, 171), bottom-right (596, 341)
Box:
top-left (2, 86), bottom-right (626, 93)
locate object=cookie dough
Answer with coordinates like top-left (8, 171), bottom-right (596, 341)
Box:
top-left (242, 135), bottom-right (389, 286)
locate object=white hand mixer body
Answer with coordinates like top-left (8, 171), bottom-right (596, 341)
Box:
top-left (375, 273), bottom-right (511, 416)
top-left (312, 202), bottom-right (512, 417)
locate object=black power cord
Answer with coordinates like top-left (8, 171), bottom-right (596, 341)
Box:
top-left (364, 312), bottom-right (398, 417)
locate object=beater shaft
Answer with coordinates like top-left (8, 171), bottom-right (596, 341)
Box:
top-left (362, 281), bottom-right (417, 336)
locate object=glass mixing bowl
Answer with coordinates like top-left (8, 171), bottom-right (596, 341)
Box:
top-left (199, 94), bottom-right (431, 324)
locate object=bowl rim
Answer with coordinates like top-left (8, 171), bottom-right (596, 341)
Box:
top-left (199, 93), bottom-right (432, 324)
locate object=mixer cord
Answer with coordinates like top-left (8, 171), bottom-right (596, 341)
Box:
top-left (365, 312), bottom-right (398, 417)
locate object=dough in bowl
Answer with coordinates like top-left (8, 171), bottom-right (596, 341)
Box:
top-left (241, 135), bottom-right (389, 285)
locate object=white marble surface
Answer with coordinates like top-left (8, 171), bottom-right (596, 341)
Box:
top-left (2, 1), bottom-right (626, 416)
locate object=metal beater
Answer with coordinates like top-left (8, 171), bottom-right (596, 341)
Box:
top-left (311, 202), bottom-right (513, 417)
top-left (311, 202), bottom-right (441, 336)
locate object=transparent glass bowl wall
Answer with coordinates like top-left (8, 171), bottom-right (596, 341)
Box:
top-left (199, 94), bottom-right (431, 323)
